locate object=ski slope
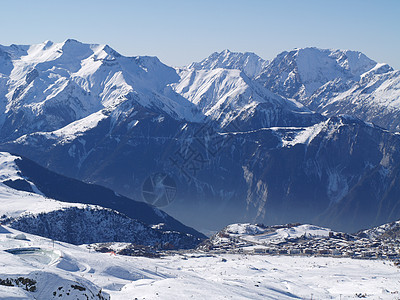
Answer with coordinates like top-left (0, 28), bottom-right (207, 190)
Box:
top-left (0, 225), bottom-right (399, 299)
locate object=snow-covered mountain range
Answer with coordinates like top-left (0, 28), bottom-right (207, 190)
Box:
top-left (257, 47), bottom-right (377, 100)
top-left (0, 39), bottom-right (203, 141)
top-left (257, 47), bottom-right (400, 131)
top-left (0, 40), bottom-right (400, 233)
top-left (173, 59), bottom-right (322, 129)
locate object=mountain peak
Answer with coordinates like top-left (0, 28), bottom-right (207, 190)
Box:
top-left (62, 38), bottom-right (82, 45)
top-left (101, 44), bottom-right (121, 57)
top-left (42, 40), bottom-right (54, 48)
top-left (189, 49), bottom-right (269, 79)
top-left (289, 47), bottom-right (378, 78)
top-left (257, 47), bottom-right (378, 100)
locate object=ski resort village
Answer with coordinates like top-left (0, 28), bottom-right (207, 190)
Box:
top-left (199, 224), bottom-right (400, 261)
top-left (0, 221), bottom-right (400, 299)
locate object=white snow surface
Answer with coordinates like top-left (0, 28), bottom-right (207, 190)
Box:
top-left (0, 226), bottom-right (399, 299)
top-left (0, 152), bottom-right (104, 219)
top-left (0, 152), bottom-right (44, 194)
top-left (15, 109), bottom-right (108, 146)
top-left (0, 152), bottom-right (26, 182)
top-left (269, 117), bottom-right (344, 148)
top-left (279, 122), bottom-right (326, 148)
top-left (0, 181), bottom-right (91, 219)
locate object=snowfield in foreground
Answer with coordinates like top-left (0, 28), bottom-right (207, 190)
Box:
top-left (0, 226), bottom-right (399, 299)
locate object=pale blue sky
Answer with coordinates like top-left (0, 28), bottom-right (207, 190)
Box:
top-left (1, 0), bottom-right (399, 68)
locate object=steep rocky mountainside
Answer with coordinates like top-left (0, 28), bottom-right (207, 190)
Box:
top-left (4, 114), bottom-right (400, 233)
top-left (0, 152), bottom-right (204, 246)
